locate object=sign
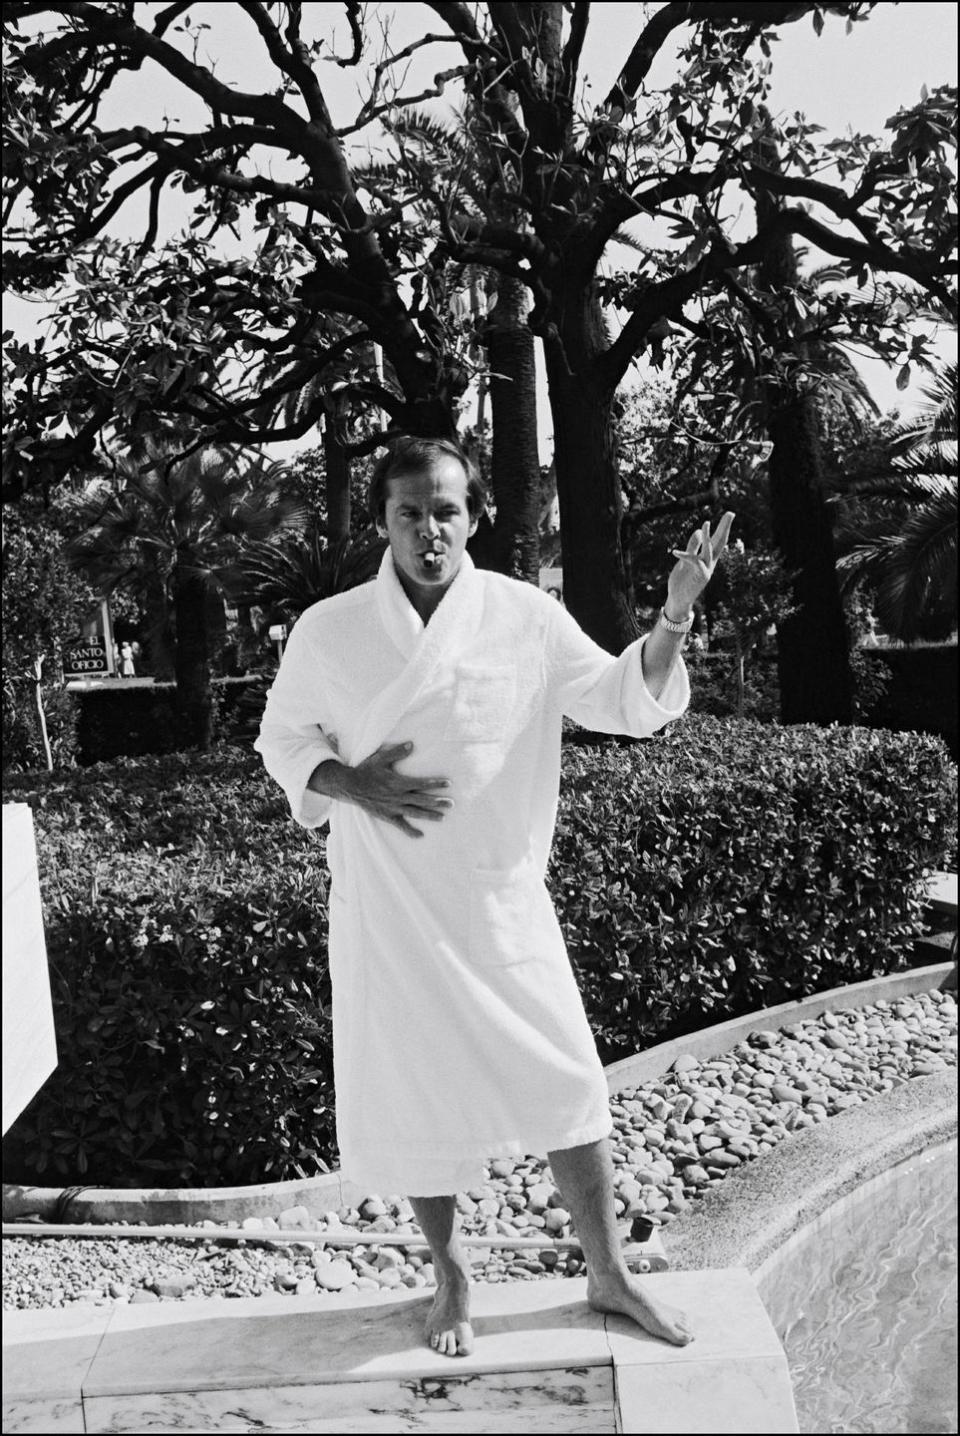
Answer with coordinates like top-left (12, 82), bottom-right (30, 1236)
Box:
top-left (64, 635), bottom-right (110, 676)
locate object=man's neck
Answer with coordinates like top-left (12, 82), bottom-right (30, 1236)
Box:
top-left (394, 564), bottom-right (459, 626)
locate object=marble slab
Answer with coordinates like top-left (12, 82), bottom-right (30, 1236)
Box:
top-left (2, 1302), bottom-right (113, 1399)
top-left (83, 1366), bottom-right (615, 1433)
top-left (615, 1355), bottom-right (797, 1434)
top-left (604, 1268), bottom-right (785, 1366)
top-left (81, 1280), bottom-right (610, 1398)
top-left (1, 1397), bottom-right (86, 1433)
top-left (606, 1270), bottom-right (797, 1435)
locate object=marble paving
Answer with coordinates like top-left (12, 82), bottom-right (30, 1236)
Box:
top-left (2, 1271), bottom-right (798, 1434)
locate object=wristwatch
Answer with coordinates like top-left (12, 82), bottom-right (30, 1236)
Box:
top-left (659, 607), bottom-right (694, 635)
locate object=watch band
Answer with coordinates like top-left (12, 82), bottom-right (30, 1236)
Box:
top-left (659, 607), bottom-right (694, 634)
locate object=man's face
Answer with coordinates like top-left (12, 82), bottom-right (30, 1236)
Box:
top-left (382, 457), bottom-right (478, 603)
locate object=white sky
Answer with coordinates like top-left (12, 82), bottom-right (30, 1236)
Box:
top-left (5, 1), bottom-right (957, 462)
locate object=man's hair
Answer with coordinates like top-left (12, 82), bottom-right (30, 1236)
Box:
top-left (368, 436), bottom-right (487, 523)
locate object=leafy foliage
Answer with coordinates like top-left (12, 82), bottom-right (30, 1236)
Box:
top-left (2, 500), bottom-right (97, 772)
top-left (2, 717), bottom-right (955, 1185)
top-left (554, 718), bottom-right (956, 1060)
top-left (832, 362), bottom-right (958, 641)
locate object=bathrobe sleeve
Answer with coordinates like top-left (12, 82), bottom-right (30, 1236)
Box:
top-left (253, 613), bottom-right (341, 830)
top-left (545, 600), bottom-right (689, 736)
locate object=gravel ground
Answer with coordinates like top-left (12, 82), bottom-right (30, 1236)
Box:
top-left (4, 989), bottom-right (956, 1311)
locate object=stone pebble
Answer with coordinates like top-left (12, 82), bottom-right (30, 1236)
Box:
top-left (4, 990), bottom-right (955, 1311)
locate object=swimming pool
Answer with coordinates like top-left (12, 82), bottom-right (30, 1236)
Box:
top-left (757, 1139), bottom-right (958, 1434)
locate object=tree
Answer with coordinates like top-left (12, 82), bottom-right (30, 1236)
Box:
top-left (832, 360), bottom-right (958, 642)
top-left (376, 108), bottom-right (542, 581)
top-left (4, 2), bottom-right (956, 670)
top-left (2, 500), bottom-right (97, 771)
top-left (65, 440), bottom-right (306, 748)
top-left (711, 543), bottom-right (798, 718)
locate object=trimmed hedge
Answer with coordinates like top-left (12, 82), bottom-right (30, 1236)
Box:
top-left (70, 677), bottom-right (261, 765)
top-left (555, 720), bottom-right (956, 1058)
top-left (2, 717), bottom-right (955, 1187)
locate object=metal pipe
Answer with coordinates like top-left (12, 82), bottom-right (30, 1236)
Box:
top-left (2, 1220), bottom-right (661, 1261)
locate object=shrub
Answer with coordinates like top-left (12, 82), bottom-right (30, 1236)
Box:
top-left (552, 717), bottom-right (957, 1060)
top-left (2, 718), bottom-right (955, 1186)
top-left (2, 750), bottom-right (336, 1187)
top-left (70, 677), bottom-right (261, 764)
top-left (684, 651), bottom-right (780, 722)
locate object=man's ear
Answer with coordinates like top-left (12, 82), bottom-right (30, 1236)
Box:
top-left (469, 514), bottom-right (480, 537)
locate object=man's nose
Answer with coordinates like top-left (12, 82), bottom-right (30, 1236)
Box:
top-left (419, 515), bottom-right (440, 538)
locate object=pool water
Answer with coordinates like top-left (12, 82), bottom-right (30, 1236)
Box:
top-left (758, 1140), bottom-right (958, 1434)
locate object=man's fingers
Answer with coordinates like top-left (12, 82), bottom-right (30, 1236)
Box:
top-left (391, 815), bottom-right (424, 838)
top-left (714, 511), bottom-right (736, 554)
top-left (375, 741), bottom-right (415, 766)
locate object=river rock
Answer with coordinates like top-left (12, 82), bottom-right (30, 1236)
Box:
top-left (670, 1053), bottom-right (700, 1073)
top-left (360, 1197), bottom-right (387, 1220)
top-left (149, 1271), bottom-right (197, 1299)
top-left (314, 1260), bottom-right (357, 1291)
top-left (770, 1083), bottom-right (804, 1105)
top-left (682, 1164), bottom-right (711, 1186)
top-left (544, 1207), bottom-right (571, 1235)
top-left (278, 1205), bottom-right (312, 1230)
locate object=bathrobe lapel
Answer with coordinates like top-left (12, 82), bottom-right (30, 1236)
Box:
top-left (348, 549), bottom-right (485, 761)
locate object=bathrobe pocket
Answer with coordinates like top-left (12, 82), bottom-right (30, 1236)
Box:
top-left (469, 864), bottom-right (549, 967)
top-left (445, 664), bottom-right (516, 743)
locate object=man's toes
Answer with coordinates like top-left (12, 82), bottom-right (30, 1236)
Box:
top-left (455, 1322), bottom-right (475, 1356)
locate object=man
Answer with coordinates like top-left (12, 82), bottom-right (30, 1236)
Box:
top-left (256, 437), bottom-right (733, 1357)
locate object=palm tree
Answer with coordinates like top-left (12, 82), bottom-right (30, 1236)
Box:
top-left (363, 106), bottom-right (542, 582)
top-left (832, 362), bottom-right (958, 643)
top-left (66, 440), bottom-right (307, 748)
top-left (234, 526), bottom-right (386, 625)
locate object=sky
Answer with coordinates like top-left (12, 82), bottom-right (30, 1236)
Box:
top-left (5, 1), bottom-right (957, 464)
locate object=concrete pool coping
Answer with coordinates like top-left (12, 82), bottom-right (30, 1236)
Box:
top-left (3, 959), bottom-right (954, 1227)
top-left (662, 1066), bottom-right (957, 1276)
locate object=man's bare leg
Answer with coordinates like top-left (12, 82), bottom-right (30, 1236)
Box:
top-left (408, 1194), bottom-right (474, 1356)
top-left (548, 1138), bottom-right (693, 1345)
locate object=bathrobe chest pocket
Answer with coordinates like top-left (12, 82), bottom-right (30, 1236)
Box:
top-left (444, 663), bottom-right (516, 743)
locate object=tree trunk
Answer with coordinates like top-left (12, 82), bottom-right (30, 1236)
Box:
top-left (323, 403), bottom-right (352, 545)
top-left (755, 114), bottom-right (852, 724)
top-left (767, 396), bottom-right (853, 723)
top-left (33, 657), bottom-right (53, 773)
top-left (173, 565), bottom-right (213, 750)
top-left (478, 276), bottom-right (541, 583)
top-left (543, 287), bottom-right (638, 653)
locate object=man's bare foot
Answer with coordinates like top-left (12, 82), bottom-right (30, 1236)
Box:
top-left (425, 1271), bottom-right (474, 1357)
top-left (587, 1271), bottom-right (693, 1346)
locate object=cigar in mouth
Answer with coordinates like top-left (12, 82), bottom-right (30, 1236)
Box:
top-left (423, 551), bottom-right (441, 567)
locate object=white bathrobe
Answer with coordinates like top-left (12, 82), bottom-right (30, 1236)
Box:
top-left (255, 551), bottom-right (689, 1197)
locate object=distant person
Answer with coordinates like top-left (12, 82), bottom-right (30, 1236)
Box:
top-left (546, 585), bottom-right (563, 602)
top-left (120, 642), bottom-right (136, 678)
top-left (112, 641), bottom-right (122, 676)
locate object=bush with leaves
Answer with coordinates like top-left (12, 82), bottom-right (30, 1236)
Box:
top-left (552, 718), bottom-right (956, 1061)
top-left (2, 502), bottom-right (98, 773)
top-left (2, 751), bottom-right (335, 1186)
top-left (2, 718), bottom-right (955, 1186)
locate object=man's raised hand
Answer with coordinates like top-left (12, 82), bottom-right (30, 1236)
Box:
top-left (667, 512), bottom-right (736, 613)
top-left (341, 742), bottom-right (452, 839)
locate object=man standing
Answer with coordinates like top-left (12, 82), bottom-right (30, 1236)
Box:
top-left (256, 437), bottom-right (733, 1357)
